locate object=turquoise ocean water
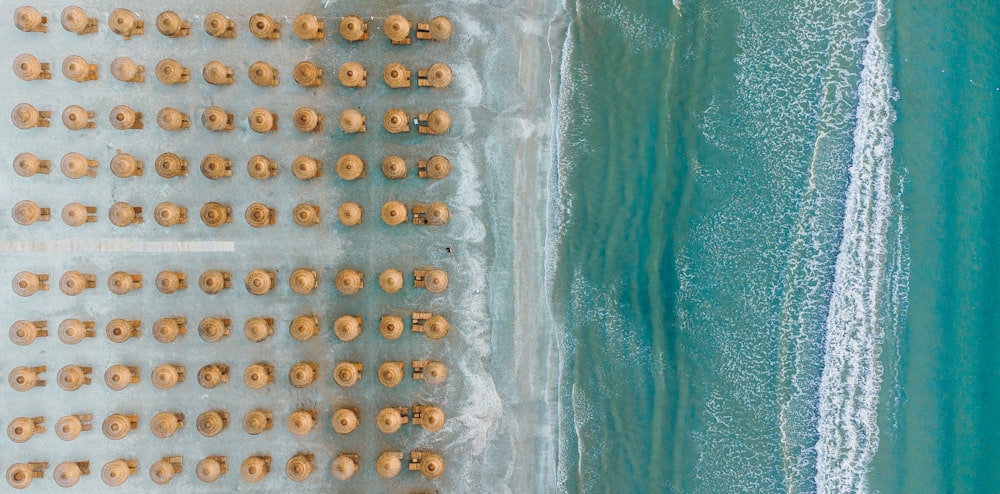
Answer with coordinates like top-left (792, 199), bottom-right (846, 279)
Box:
top-left (551, 0), bottom-right (998, 492)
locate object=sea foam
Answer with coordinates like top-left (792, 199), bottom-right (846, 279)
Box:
top-left (814, 1), bottom-right (898, 491)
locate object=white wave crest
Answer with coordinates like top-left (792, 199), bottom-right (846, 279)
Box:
top-left (815, 1), bottom-right (897, 492)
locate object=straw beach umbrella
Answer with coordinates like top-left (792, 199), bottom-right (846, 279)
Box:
top-left (383, 109), bottom-right (409, 132)
top-left (377, 361), bottom-right (404, 387)
top-left (243, 410), bottom-right (272, 435)
top-left (334, 269), bottom-right (363, 295)
top-left (381, 201), bottom-right (408, 225)
top-left (336, 154), bottom-right (365, 180)
top-left (376, 452), bottom-right (402, 478)
top-left (419, 109), bottom-right (451, 134)
top-left (424, 315), bottom-right (450, 339)
top-left (292, 14), bottom-right (324, 40)
top-left (244, 317), bottom-right (274, 343)
top-left (290, 315), bottom-right (319, 341)
top-left (289, 268), bottom-right (318, 295)
top-left (338, 62), bottom-right (366, 87)
top-left (417, 405), bottom-right (446, 432)
top-left (63, 202), bottom-right (96, 226)
top-left (294, 61), bottom-right (323, 87)
top-left (376, 407), bottom-right (407, 434)
top-left (339, 15), bottom-right (368, 41)
top-left (204, 12), bottom-right (235, 38)
top-left (420, 269), bottom-right (449, 293)
top-left (240, 456), bottom-right (270, 483)
top-left (384, 14), bottom-right (410, 43)
top-left (195, 457), bottom-right (226, 482)
top-left (12, 201), bottom-right (47, 225)
top-left (338, 202), bottom-right (363, 226)
top-left (331, 408), bottom-right (359, 434)
top-left (111, 152), bottom-right (142, 177)
top-left (155, 153), bottom-right (187, 177)
top-left (382, 156), bottom-right (407, 179)
top-left (333, 362), bottom-right (362, 387)
top-left (339, 109), bottom-right (366, 133)
top-left (285, 454), bottom-right (314, 482)
top-left (379, 269), bottom-right (404, 293)
top-left (383, 63), bottom-right (411, 88)
top-left (12, 152), bottom-right (49, 177)
top-left (288, 410), bottom-right (316, 436)
top-left (429, 17), bottom-right (453, 40)
top-left (421, 62), bottom-right (453, 88)
top-left (334, 315), bottom-right (362, 342)
top-left (380, 315), bottom-right (404, 339)
top-left (330, 454), bottom-right (358, 480)
top-left (62, 55), bottom-right (97, 82)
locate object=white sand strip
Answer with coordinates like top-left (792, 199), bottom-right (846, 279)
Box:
top-left (0, 240), bottom-right (235, 253)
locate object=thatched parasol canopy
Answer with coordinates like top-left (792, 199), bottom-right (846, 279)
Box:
top-left (155, 153), bottom-right (187, 178)
top-left (203, 61), bottom-right (233, 85)
top-left (243, 317), bottom-right (273, 343)
top-left (156, 11), bottom-right (187, 37)
top-left (288, 362), bottom-right (317, 388)
top-left (427, 202), bottom-right (450, 225)
top-left (289, 268), bottom-right (318, 295)
top-left (109, 104), bottom-right (141, 129)
top-left (196, 458), bottom-right (224, 482)
top-left (196, 410), bottom-right (227, 437)
top-left (12, 152), bottom-right (47, 177)
top-left (334, 315), bottom-right (362, 342)
top-left (423, 109), bottom-right (451, 134)
top-left (336, 154), bottom-right (365, 180)
top-left (61, 6), bottom-right (92, 34)
top-left (155, 60), bottom-right (188, 85)
top-left (423, 361), bottom-right (448, 384)
top-left (150, 412), bottom-right (182, 439)
top-left (152, 317), bottom-right (184, 343)
top-left (287, 410), bottom-right (315, 436)
top-left (339, 108), bottom-right (366, 133)
top-left (111, 57), bottom-right (143, 83)
top-left (338, 62), bottom-right (366, 87)
top-left (291, 155), bottom-right (321, 181)
top-left (383, 108), bottom-right (410, 132)
top-left (244, 269), bottom-right (274, 295)
top-left (382, 155), bottom-right (407, 179)
top-left (248, 108), bottom-right (277, 132)
top-left (53, 462), bottom-right (83, 488)
top-left (377, 407), bottom-right (404, 434)
top-left (422, 269), bottom-right (449, 293)
top-left (426, 62), bottom-right (453, 88)
top-left (197, 269), bottom-right (227, 294)
top-left (60, 152), bottom-right (93, 179)
top-left (333, 362), bottom-right (361, 387)
top-left (198, 317), bottom-right (229, 342)
top-left (104, 365), bottom-right (133, 390)
top-left (339, 15), bottom-right (367, 42)
top-left (243, 363), bottom-right (272, 389)
top-left (107, 271), bottom-right (138, 295)
top-left (155, 271), bottom-right (183, 294)
top-left (419, 453), bottom-right (445, 479)
top-left (12, 200), bottom-right (43, 225)
top-left (419, 406), bottom-right (446, 432)
top-left (151, 365), bottom-right (182, 390)
top-left (111, 152), bottom-right (141, 177)
top-left (334, 269), bottom-right (364, 294)
top-left (54, 416), bottom-right (83, 441)
top-left (56, 365), bottom-right (89, 391)
top-left (240, 456), bottom-right (269, 483)
top-left (57, 317), bottom-right (90, 343)
top-left (425, 156), bottom-right (451, 179)
top-left (101, 459), bottom-right (132, 486)
top-left (332, 408), bottom-right (359, 434)
top-left (289, 315), bottom-right (319, 341)
top-left (294, 107), bottom-right (322, 132)
top-left (383, 15), bottom-right (411, 42)
top-left (293, 14), bottom-right (324, 40)
top-left (201, 154), bottom-right (231, 179)
top-left (379, 315), bottom-right (404, 339)
top-left (59, 271), bottom-right (91, 296)
top-left (294, 61), bottom-right (323, 87)
top-left (330, 455), bottom-right (357, 480)
top-left (376, 452), bottom-right (402, 478)
top-left (285, 454), bottom-right (314, 482)
top-left (249, 13), bottom-right (280, 40)
top-left (11, 103), bottom-right (44, 129)
top-left (243, 410), bottom-right (271, 435)
top-left (429, 16), bottom-right (453, 40)
top-left (60, 59), bottom-right (92, 84)
top-left (383, 62), bottom-right (411, 88)
top-left (379, 269), bottom-right (404, 293)
top-left (337, 202), bottom-right (363, 226)
top-left (63, 202), bottom-right (94, 227)
top-left (424, 315), bottom-right (450, 339)
top-left (204, 12), bottom-right (234, 38)
top-left (381, 201), bottom-right (408, 225)
top-left (244, 203), bottom-right (273, 228)
top-left (150, 459), bottom-right (177, 485)
top-left (377, 361), bottom-right (404, 387)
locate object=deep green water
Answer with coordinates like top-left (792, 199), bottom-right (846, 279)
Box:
top-left (552, 0), bottom-right (998, 492)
